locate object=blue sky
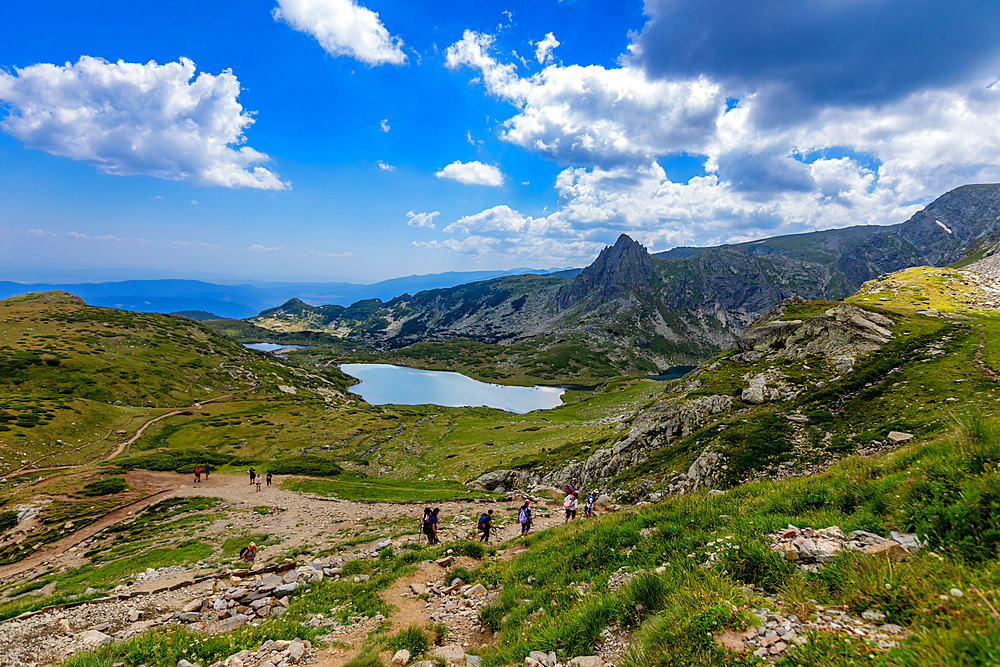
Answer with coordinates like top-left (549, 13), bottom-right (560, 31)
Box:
top-left (2, 1), bottom-right (1000, 283)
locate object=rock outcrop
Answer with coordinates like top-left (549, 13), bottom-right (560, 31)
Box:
top-left (738, 299), bottom-right (895, 373)
top-left (546, 394), bottom-right (733, 490)
top-left (472, 394), bottom-right (733, 492)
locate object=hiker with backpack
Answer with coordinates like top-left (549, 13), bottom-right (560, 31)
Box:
top-left (478, 509), bottom-right (494, 543)
top-left (240, 542), bottom-right (257, 564)
top-left (584, 491), bottom-right (596, 518)
top-left (266, 471), bottom-right (273, 487)
top-left (430, 508), bottom-right (440, 544)
top-left (564, 490), bottom-right (578, 522)
top-left (203, 463), bottom-right (210, 480)
top-left (518, 500), bottom-right (533, 536)
top-left (249, 467), bottom-right (256, 485)
top-left (194, 465), bottom-right (202, 483)
top-left (421, 507), bottom-right (434, 544)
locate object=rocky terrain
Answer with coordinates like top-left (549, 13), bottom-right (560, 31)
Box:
top-left (470, 297), bottom-right (910, 496)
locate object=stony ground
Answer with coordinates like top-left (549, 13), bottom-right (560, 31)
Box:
top-left (0, 474), bottom-right (583, 667)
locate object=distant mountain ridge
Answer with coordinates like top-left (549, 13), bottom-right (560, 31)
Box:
top-left (0, 267), bottom-right (568, 319)
top-left (252, 184), bottom-right (1000, 372)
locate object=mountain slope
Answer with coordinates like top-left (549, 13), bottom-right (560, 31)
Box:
top-left (251, 184), bottom-right (1000, 378)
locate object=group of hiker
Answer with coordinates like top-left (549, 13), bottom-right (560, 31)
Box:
top-left (247, 467), bottom-right (273, 491)
top-left (191, 465), bottom-right (276, 490)
top-left (563, 485), bottom-right (597, 522)
top-left (419, 486), bottom-right (599, 545)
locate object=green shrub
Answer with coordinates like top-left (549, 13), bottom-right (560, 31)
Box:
top-left (625, 602), bottom-right (750, 667)
top-left (111, 450), bottom-right (249, 474)
top-left (717, 413), bottom-right (794, 485)
top-left (718, 539), bottom-right (794, 592)
top-left (447, 541), bottom-right (486, 559)
top-left (0, 510), bottom-right (16, 533)
top-left (80, 478), bottom-right (128, 496)
top-left (384, 626), bottom-right (430, 658)
top-left (267, 456), bottom-right (344, 477)
top-left (428, 622), bottom-right (449, 645)
top-left (618, 573), bottom-right (669, 628)
top-left (446, 566), bottom-right (475, 584)
top-left (343, 653), bottom-right (385, 667)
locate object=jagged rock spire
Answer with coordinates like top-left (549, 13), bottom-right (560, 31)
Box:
top-left (557, 234), bottom-right (655, 309)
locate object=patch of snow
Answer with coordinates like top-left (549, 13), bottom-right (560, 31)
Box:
top-left (935, 220), bottom-right (953, 234)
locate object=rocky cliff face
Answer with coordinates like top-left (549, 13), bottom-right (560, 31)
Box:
top-left (557, 234), bottom-right (656, 309)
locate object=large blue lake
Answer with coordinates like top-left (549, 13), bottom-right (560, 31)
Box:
top-left (340, 363), bottom-right (566, 414)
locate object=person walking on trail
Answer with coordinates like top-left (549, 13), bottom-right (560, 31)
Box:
top-left (266, 471), bottom-right (272, 487)
top-left (203, 463), bottom-right (210, 480)
top-left (255, 475), bottom-right (263, 492)
top-left (430, 508), bottom-right (440, 544)
top-left (584, 491), bottom-right (596, 518)
top-left (240, 542), bottom-right (257, 564)
top-left (564, 490), bottom-right (578, 522)
top-left (249, 468), bottom-right (256, 485)
top-left (194, 465), bottom-right (202, 483)
top-left (421, 508), bottom-right (434, 544)
top-left (518, 500), bottom-right (533, 536)
top-left (478, 509), bottom-right (494, 543)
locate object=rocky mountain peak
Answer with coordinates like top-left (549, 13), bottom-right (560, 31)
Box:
top-left (557, 234), bottom-right (655, 309)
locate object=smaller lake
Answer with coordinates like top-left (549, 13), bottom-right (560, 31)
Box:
top-left (648, 366), bottom-right (697, 381)
top-left (243, 343), bottom-right (312, 352)
top-left (340, 363), bottom-right (565, 414)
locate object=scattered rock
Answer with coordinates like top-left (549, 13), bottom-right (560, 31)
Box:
top-left (865, 541), bottom-right (908, 562)
top-left (433, 645), bottom-right (466, 665)
top-left (715, 631), bottom-right (744, 652)
top-left (80, 629), bottom-right (111, 648)
top-left (772, 525), bottom-right (919, 569)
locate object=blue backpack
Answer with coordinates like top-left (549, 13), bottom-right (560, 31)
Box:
top-left (478, 513), bottom-right (489, 529)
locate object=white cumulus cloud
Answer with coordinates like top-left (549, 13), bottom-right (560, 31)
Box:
top-left (406, 210), bottom-right (440, 228)
top-left (0, 57), bottom-right (287, 190)
top-left (376, 159), bottom-right (395, 171)
top-left (437, 26), bottom-right (1000, 265)
top-left (446, 30), bottom-right (724, 166)
top-left (434, 160), bottom-right (504, 186)
top-left (273, 0), bottom-right (407, 66)
top-left (380, 118), bottom-right (390, 132)
top-left (534, 33), bottom-right (560, 64)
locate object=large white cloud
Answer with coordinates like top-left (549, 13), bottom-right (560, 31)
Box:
top-left (0, 57), bottom-right (287, 190)
top-left (428, 161), bottom-right (923, 265)
top-left (435, 160), bottom-right (504, 186)
top-left (273, 0), bottom-right (406, 66)
top-left (445, 30), bottom-right (724, 165)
